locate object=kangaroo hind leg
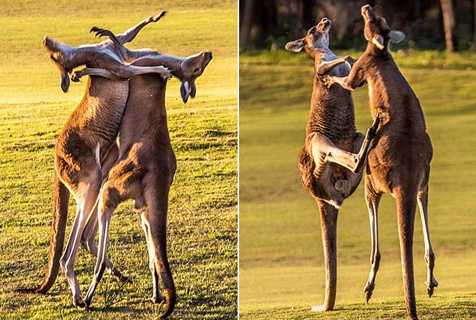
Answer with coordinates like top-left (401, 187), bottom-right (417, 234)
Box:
top-left (417, 184), bottom-right (438, 297)
top-left (363, 183), bottom-right (382, 302)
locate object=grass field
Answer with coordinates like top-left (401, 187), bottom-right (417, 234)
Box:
top-left (0, 1), bottom-right (237, 319)
top-left (239, 51), bottom-right (476, 319)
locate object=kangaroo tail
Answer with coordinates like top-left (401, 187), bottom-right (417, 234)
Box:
top-left (17, 172), bottom-right (70, 294)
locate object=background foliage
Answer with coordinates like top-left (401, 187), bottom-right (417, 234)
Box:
top-left (240, 0), bottom-right (475, 51)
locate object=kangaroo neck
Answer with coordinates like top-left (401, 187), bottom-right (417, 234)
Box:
top-left (72, 77), bottom-right (129, 157)
top-left (306, 65), bottom-right (356, 139)
top-left (150, 55), bottom-right (186, 80)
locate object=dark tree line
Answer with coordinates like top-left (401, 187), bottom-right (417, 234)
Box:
top-left (239, 0), bottom-right (476, 52)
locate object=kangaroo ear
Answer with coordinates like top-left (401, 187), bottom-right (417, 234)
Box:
top-left (372, 35), bottom-right (385, 50)
top-left (60, 70), bottom-right (70, 93)
top-left (190, 82), bottom-right (197, 98)
top-left (285, 39), bottom-right (304, 52)
top-left (389, 30), bottom-right (405, 43)
top-left (180, 81), bottom-right (190, 103)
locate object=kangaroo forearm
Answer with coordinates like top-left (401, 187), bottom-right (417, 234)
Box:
top-left (123, 48), bottom-right (162, 62)
top-left (133, 55), bottom-right (185, 79)
top-left (117, 12), bottom-right (167, 44)
top-left (330, 76), bottom-right (355, 91)
top-left (317, 58), bottom-right (346, 75)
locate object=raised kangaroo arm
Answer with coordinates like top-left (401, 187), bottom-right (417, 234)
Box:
top-left (330, 61), bottom-right (366, 91)
top-left (71, 64), bottom-right (171, 82)
top-left (44, 13), bottom-right (167, 92)
top-left (317, 56), bottom-right (355, 76)
top-left (90, 26), bottom-right (213, 103)
top-left (116, 11), bottom-right (167, 44)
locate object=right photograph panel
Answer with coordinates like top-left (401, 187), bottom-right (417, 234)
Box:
top-left (239, 1), bottom-right (476, 319)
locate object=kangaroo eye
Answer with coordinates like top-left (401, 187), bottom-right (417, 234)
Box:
top-left (193, 68), bottom-right (201, 73)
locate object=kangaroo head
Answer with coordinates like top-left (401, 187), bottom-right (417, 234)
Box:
top-left (179, 51), bottom-right (213, 103)
top-left (285, 17), bottom-right (331, 57)
top-left (43, 36), bottom-right (72, 93)
top-left (361, 5), bottom-right (405, 52)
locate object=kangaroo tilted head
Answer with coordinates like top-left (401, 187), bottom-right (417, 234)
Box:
top-left (180, 51), bottom-right (213, 103)
top-left (361, 5), bottom-right (405, 52)
top-left (285, 17), bottom-right (332, 57)
top-left (43, 36), bottom-right (73, 93)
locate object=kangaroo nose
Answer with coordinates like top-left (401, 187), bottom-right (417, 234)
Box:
top-left (321, 18), bottom-right (329, 23)
top-left (362, 4), bottom-right (372, 13)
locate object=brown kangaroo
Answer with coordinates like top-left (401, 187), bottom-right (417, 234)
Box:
top-left (285, 18), bottom-right (378, 312)
top-left (329, 5), bottom-right (437, 319)
top-left (19, 13), bottom-right (170, 309)
top-left (71, 28), bottom-right (213, 317)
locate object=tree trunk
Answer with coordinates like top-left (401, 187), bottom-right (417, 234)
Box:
top-left (240, 0), bottom-right (255, 50)
top-left (440, 0), bottom-right (457, 52)
top-left (473, 0), bottom-right (476, 50)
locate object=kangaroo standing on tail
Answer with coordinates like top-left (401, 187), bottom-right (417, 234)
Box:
top-left (285, 18), bottom-right (378, 312)
top-left (330, 5), bottom-right (437, 319)
top-left (19, 13), bottom-right (170, 309)
top-left (70, 28), bottom-right (213, 317)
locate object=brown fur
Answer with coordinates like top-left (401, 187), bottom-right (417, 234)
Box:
top-left (19, 14), bottom-right (170, 309)
top-left (73, 30), bottom-right (212, 318)
top-left (330, 5), bottom-right (437, 319)
top-left (285, 18), bottom-right (377, 312)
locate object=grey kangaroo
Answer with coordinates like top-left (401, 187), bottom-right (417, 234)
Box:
top-left (285, 18), bottom-right (378, 312)
top-left (329, 5), bottom-right (437, 319)
top-left (19, 13), bottom-right (170, 309)
top-left (65, 28), bottom-right (212, 317)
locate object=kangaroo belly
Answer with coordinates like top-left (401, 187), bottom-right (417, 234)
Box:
top-left (299, 146), bottom-right (362, 209)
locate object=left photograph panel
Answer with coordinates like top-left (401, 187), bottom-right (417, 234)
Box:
top-left (0, 1), bottom-right (237, 319)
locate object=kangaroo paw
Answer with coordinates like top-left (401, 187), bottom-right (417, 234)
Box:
top-left (71, 71), bottom-right (82, 82)
top-left (159, 67), bottom-right (172, 81)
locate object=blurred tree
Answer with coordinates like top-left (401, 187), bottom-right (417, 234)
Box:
top-left (473, 0), bottom-right (476, 50)
top-left (239, 0), bottom-right (474, 51)
top-left (440, 0), bottom-right (457, 51)
top-left (240, 0), bottom-right (255, 50)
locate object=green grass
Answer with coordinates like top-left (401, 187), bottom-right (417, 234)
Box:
top-left (239, 51), bottom-right (476, 319)
top-left (0, 1), bottom-right (237, 319)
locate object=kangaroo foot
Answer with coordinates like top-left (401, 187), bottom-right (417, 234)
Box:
top-left (151, 293), bottom-right (165, 304)
top-left (74, 296), bottom-right (89, 311)
top-left (426, 277), bottom-right (438, 297)
top-left (111, 268), bottom-right (132, 284)
top-left (311, 304), bottom-right (332, 312)
top-left (149, 11), bottom-right (167, 22)
top-left (364, 281), bottom-right (375, 302)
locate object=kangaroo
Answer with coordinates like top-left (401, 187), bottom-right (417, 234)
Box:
top-left (329, 5), bottom-right (437, 319)
top-left (74, 26), bottom-right (205, 103)
top-left (19, 13), bottom-right (170, 309)
top-left (70, 28), bottom-right (213, 317)
top-left (285, 18), bottom-right (378, 312)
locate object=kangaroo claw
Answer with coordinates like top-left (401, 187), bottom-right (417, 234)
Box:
top-left (150, 11), bottom-right (167, 22)
top-left (364, 282), bottom-right (374, 302)
top-left (71, 71), bottom-right (82, 82)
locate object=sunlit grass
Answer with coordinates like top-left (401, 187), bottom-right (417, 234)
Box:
top-left (239, 51), bottom-right (476, 319)
top-left (0, 1), bottom-right (237, 319)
